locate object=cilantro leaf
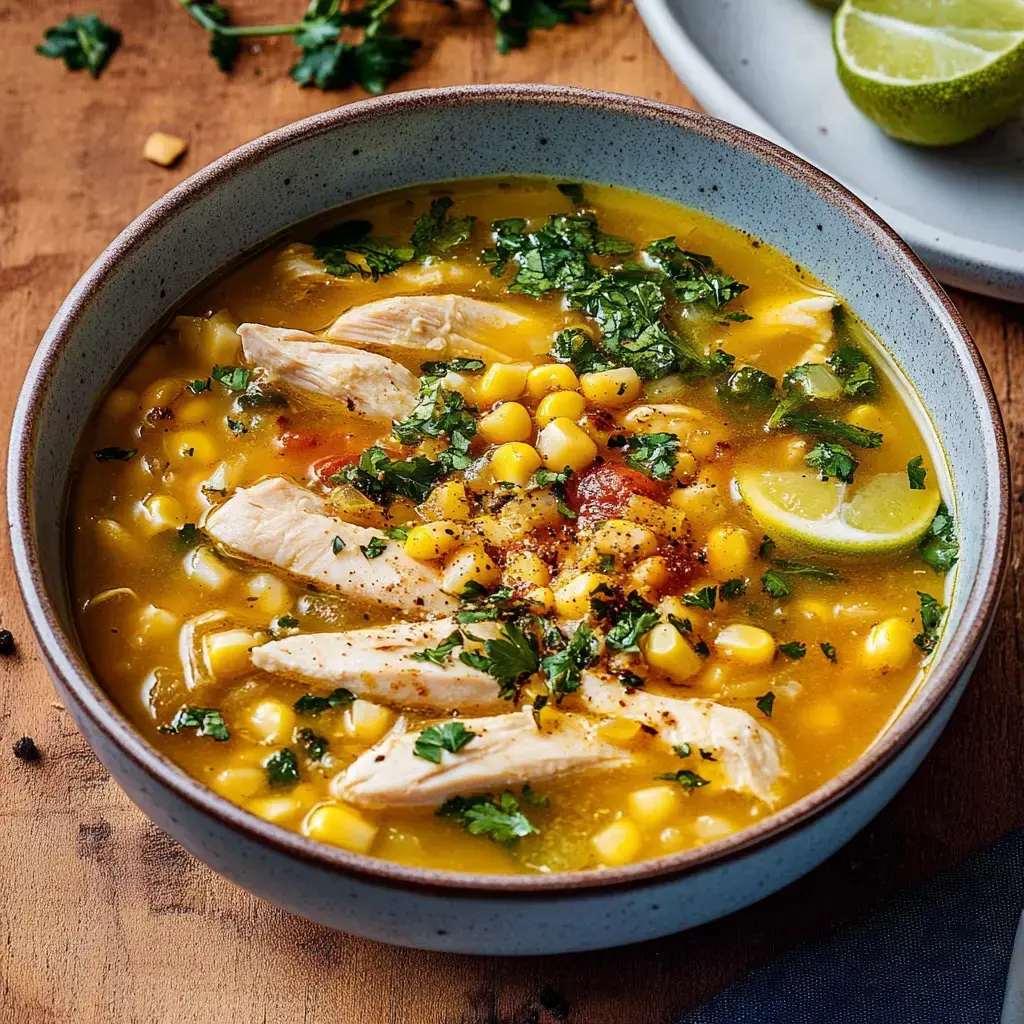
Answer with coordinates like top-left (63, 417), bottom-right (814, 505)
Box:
top-left (339, 446), bottom-right (446, 505)
top-left (673, 743), bottom-right (692, 758)
top-left (907, 456), bottom-right (927, 490)
top-left (311, 219), bottom-right (413, 280)
top-left (297, 727), bottom-right (328, 761)
top-left (360, 537), bottom-right (388, 559)
top-left (655, 769), bottom-right (710, 790)
top-left (212, 365), bottom-right (251, 391)
top-left (760, 559), bottom-right (840, 599)
top-left (459, 620), bottom-right (540, 699)
top-left (226, 417), bottom-right (248, 435)
top-left (777, 640), bottom-right (806, 659)
top-left (438, 791), bottom-right (538, 842)
top-left (392, 370), bottom-right (477, 464)
top-left (541, 622), bottom-right (598, 701)
top-left (294, 688), bottom-right (356, 716)
top-left (94, 446), bottom-right (137, 462)
top-left (716, 365), bottom-right (777, 414)
top-left (919, 502), bottom-right (959, 574)
top-left (643, 238), bottom-right (748, 309)
top-left (409, 630), bottom-right (464, 666)
top-left (410, 196), bottom-right (475, 257)
top-left (37, 14), bottom-right (121, 77)
top-left (719, 578), bottom-right (747, 599)
top-left (604, 592), bottom-right (661, 653)
top-left (781, 411), bottom-right (883, 449)
top-left (188, 378), bottom-right (212, 394)
top-left (806, 441), bottom-right (859, 483)
top-left (914, 591), bottom-right (946, 654)
top-left (414, 721), bottom-right (477, 763)
top-left (549, 327), bottom-right (615, 375)
top-left (159, 706), bottom-right (229, 741)
top-left (332, 535), bottom-right (346, 554)
top-left (683, 586), bottom-right (717, 611)
top-left (820, 642), bottom-right (838, 663)
top-left (485, 0), bottom-right (591, 53)
top-left (520, 783), bottom-right (550, 807)
top-left (755, 691), bottom-right (775, 717)
top-left (265, 748), bottom-right (300, 786)
top-left (614, 432), bottom-right (680, 481)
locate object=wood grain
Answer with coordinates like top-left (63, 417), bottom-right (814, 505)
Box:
top-left (1, 3), bottom-right (1021, 1021)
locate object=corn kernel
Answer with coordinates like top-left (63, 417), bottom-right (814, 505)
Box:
top-left (553, 572), bottom-right (613, 618)
top-left (659, 827), bottom-right (687, 852)
top-left (628, 785), bottom-right (681, 827)
top-left (478, 362), bottom-right (531, 404)
top-left (165, 429), bottom-right (218, 468)
top-left (246, 573), bottom-right (293, 617)
top-left (580, 367), bottom-right (641, 408)
top-left (184, 546), bottom-right (233, 590)
top-left (592, 520), bottom-right (658, 562)
top-left (441, 545), bottom-right (501, 596)
top-left (705, 526), bottom-right (754, 580)
top-left (95, 517), bottom-right (137, 554)
top-left (643, 622), bottom-right (704, 683)
top-left (598, 717), bottom-right (643, 747)
top-left (629, 555), bottom-right (671, 599)
top-left (143, 131), bottom-right (188, 167)
top-left (175, 395), bottom-right (211, 424)
top-left (687, 427), bottom-right (728, 459)
top-left (791, 598), bottom-right (831, 622)
top-left (247, 794), bottom-right (307, 824)
top-left (205, 629), bottom-right (260, 679)
top-left (247, 699), bottom-right (296, 744)
top-left (141, 377), bottom-right (185, 410)
top-left (657, 596), bottom-right (705, 632)
top-left (536, 417), bottom-right (597, 474)
top-left (477, 402), bottom-right (533, 444)
top-left (102, 387), bottom-right (138, 421)
top-left (504, 550), bottom-right (551, 587)
top-left (405, 521), bottom-right (464, 561)
top-left (136, 604), bottom-right (180, 644)
top-left (344, 700), bottom-right (394, 744)
top-left (304, 803), bottom-right (378, 854)
top-left (422, 480), bottom-right (471, 521)
top-left (523, 586), bottom-right (554, 614)
top-left (535, 390), bottom-right (586, 428)
top-left (668, 480), bottom-right (726, 526)
top-left (862, 617), bottom-right (916, 673)
top-left (672, 451), bottom-right (698, 483)
top-left (694, 815), bottom-right (736, 842)
top-left (592, 819), bottom-right (643, 866)
top-left (199, 310), bottom-right (240, 365)
top-left (715, 624), bottom-right (776, 667)
top-left (526, 363), bottom-right (579, 398)
top-left (490, 442), bottom-right (542, 487)
top-left (536, 703), bottom-right (565, 730)
top-left (134, 493), bottom-right (187, 536)
top-left (211, 767), bottom-right (265, 802)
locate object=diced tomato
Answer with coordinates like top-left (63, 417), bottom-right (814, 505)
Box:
top-left (313, 453), bottom-right (360, 485)
top-left (567, 460), bottom-right (666, 526)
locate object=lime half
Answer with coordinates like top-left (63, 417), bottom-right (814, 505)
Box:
top-left (736, 469), bottom-right (940, 555)
top-left (834, 0), bottom-right (1024, 145)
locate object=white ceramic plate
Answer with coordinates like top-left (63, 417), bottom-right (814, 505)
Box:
top-left (635, 0), bottom-right (1024, 301)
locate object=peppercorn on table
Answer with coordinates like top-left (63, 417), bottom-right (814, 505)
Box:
top-left (2, 1), bottom-right (1023, 1021)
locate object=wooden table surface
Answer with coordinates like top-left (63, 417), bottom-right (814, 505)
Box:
top-left (2, 2), bottom-right (1022, 1021)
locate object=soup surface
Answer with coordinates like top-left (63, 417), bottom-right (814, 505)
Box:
top-left (69, 178), bottom-right (959, 874)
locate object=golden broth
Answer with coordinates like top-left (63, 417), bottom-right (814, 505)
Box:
top-left (68, 178), bottom-right (954, 874)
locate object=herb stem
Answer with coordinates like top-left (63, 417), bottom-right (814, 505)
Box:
top-left (178, 2), bottom-right (301, 37)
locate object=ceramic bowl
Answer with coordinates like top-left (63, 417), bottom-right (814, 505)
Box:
top-left (8, 85), bottom-right (1010, 954)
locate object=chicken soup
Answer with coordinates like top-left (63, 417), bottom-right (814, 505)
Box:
top-left (68, 178), bottom-right (958, 874)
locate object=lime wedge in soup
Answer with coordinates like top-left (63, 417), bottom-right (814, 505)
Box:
top-left (833, 0), bottom-right (1024, 145)
top-left (736, 468), bottom-right (940, 555)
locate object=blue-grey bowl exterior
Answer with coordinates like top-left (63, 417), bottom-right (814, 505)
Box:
top-left (8, 85), bottom-right (1009, 954)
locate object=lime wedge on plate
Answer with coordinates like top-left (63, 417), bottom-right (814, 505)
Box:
top-left (736, 469), bottom-right (940, 555)
top-left (834, 0), bottom-right (1024, 145)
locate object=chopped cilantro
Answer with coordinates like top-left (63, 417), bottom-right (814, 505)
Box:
top-left (604, 592), bottom-right (661, 653)
top-left (914, 591), bottom-right (946, 653)
top-left (459, 620), bottom-right (540, 700)
top-left (520, 783), bottom-right (550, 807)
top-left (759, 535), bottom-right (776, 559)
top-left (907, 455), bottom-right (927, 490)
top-left (533, 465), bottom-right (577, 518)
top-left (36, 14), bottom-right (121, 77)
top-left (410, 196), bottom-right (475, 258)
top-left (716, 365), bottom-right (777, 414)
top-left (781, 411), bottom-right (883, 449)
top-left (673, 743), bottom-right (692, 758)
top-left (655, 768), bottom-right (710, 790)
top-left (360, 537), bottom-right (388, 559)
top-left (614, 432), bottom-right (680, 481)
top-left (226, 417), bottom-right (248, 435)
top-left (94, 446), bottom-right (137, 462)
top-left (643, 238), bottom-right (748, 308)
top-left (331, 535), bottom-right (346, 554)
top-left (294, 688), bottom-right (356, 716)
top-left (806, 441), bottom-right (858, 483)
top-left (438, 791), bottom-right (537, 842)
top-left (919, 502), bottom-right (959, 574)
top-left (414, 721), bottom-right (477, 763)
top-left (392, 370), bottom-right (477, 466)
top-left (683, 586), bottom-right (717, 611)
top-left (719, 578), bottom-right (747, 600)
top-left (761, 559), bottom-right (840, 598)
top-left (409, 630), bottom-right (464, 666)
top-left (549, 327), bottom-right (615, 375)
top-left (455, 585), bottom-right (521, 624)
top-left (777, 640), bottom-right (806, 659)
top-left (311, 218), bottom-right (414, 279)
top-left (597, 552), bottom-right (616, 573)
top-left (755, 691), bottom-right (776, 717)
top-left (159, 706), bottom-right (229, 741)
top-left (212, 365), bottom-right (250, 391)
top-left (275, 615), bottom-right (300, 631)
top-left (820, 642), bottom-right (838, 663)
top-left (188, 378), bottom-right (212, 394)
top-left (556, 182), bottom-right (585, 205)
top-left (382, 525), bottom-right (411, 541)
top-left (339, 446), bottom-right (446, 505)
top-left (297, 727), bottom-right (328, 761)
top-left (176, 523), bottom-right (201, 548)
top-left (265, 748), bottom-right (300, 786)
top-left (541, 622), bottom-right (598, 701)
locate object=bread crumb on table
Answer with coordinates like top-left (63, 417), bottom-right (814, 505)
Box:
top-left (143, 132), bottom-right (188, 167)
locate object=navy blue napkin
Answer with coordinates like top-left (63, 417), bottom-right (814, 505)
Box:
top-left (679, 830), bottom-right (1024, 1024)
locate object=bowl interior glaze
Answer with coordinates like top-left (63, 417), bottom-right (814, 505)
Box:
top-left (9, 85), bottom-right (1008, 892)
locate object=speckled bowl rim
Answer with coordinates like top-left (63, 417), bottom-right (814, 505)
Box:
top-left (8, 84), bottom-right (1010, 897)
